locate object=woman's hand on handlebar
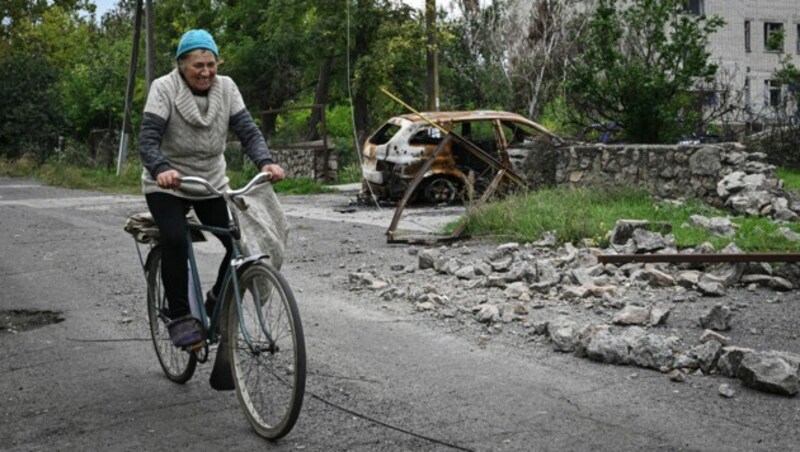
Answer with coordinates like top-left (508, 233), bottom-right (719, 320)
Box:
top-left (156, 169), bottom-right (182, 189)
top-left (261, 164), bottom-right (285, 183)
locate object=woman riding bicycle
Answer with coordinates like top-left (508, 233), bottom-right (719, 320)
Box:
top-left (138, 29), bottom-right (285, 347)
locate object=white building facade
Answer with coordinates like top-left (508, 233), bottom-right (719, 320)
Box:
top-left (700, 0), bottom-right (800, 123)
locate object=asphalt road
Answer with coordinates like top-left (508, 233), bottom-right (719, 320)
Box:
top-left (1, 178), bottom-right (798, 451)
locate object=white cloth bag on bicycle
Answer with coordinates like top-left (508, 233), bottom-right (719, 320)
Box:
top-left (233, 182), bottom-right (288, 270)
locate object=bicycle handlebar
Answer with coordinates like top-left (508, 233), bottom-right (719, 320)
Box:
top-left (179, 172), bottom-right (272, 197)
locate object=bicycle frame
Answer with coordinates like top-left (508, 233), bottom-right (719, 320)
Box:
top-left (180, 177), bottom-right (277, 354)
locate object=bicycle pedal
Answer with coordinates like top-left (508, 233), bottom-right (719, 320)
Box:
top-left (190, 341), bottom-right (205, 352)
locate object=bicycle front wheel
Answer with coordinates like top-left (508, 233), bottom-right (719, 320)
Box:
top-left (146, 246), bottom-right (197, 383)
top-left (227, 262), bottom-right (306, 439)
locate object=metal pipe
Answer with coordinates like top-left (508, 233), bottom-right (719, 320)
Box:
top-left (597, 253), bottom-right (800, 264)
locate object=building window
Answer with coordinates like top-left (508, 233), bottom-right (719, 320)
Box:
top-left (764, 22), bottom-right (784, 52)
top-left (766, 80), bottom-right (782, 108)
top-left (745, 20), bottom-right (751, 52)
top-left (797, 24), bottom-right (800, 54)
top-left (684, 0), bottom-right (703, 15)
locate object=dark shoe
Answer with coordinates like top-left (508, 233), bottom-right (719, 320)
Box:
top-left (167, 315), bottom-right (205, 347)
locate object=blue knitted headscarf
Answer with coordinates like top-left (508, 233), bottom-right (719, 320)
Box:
top-left (176, 29), bottom-right (219, 59)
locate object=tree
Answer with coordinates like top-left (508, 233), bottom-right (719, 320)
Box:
top-left (0, 3), bottom-right (95, 159)
top-left (436, 0), bottom-right (589, 122)
top-left (0, 53), bottom-right (64, 159)
top-left (216, 0), bottom-right (313, 137)
top-left (565, 0), bottom-right (724, 143)
top-left (505, 0), bottom-right (590, 119)
top-left (439, 2), bottom-right (513, 110)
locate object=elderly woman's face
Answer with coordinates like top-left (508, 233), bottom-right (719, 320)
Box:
top-left (180, 50), bottom-right (217, 92)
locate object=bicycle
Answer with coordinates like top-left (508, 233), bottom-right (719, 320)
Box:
top-left (126, 172), bottom-right (306, 440)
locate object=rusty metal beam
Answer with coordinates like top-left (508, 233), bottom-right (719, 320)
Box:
top-left (597, 253), bottom-right (800, 264)
top-left (387, 135), bottom-right (454, 243)
top-left (448, 130), bottom-right (528, 188)
top-left (385, 132), bottom-right (524, 244)
top-left (448, 168), bottom-right (507, 239)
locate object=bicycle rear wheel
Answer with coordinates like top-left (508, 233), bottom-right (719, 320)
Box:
top-left (146, 246), bottom-right (197, 383)
top-left (227, 262), bottom-right (306, 439)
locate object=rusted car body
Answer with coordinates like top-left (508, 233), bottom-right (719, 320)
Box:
top-left (360, 111), bottom-right (556, 204)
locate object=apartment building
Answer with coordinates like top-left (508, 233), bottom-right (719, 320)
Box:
top-left (697, 0), bottom-right (800, 122)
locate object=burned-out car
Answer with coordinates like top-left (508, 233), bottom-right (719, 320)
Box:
top-left (360, 111), bottom-right (557, 204)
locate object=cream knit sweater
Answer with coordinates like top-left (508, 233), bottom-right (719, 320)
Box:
top-left (139, 69), bottom-right (270, 199)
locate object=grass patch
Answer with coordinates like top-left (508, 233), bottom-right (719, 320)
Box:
top-left (777, 167), bottom-right (800, 191)
top-left (227, 166), bottom-right (333, 195)
top-left (37, 162), bottom-right (142, 194)
top-left (456, 186), bottom-right (800, 252)
top-left (0, 158), bottom-right (333, 196)
top-left (269, 177), bottom-right (334, 195)
top-left (0, 156), bottom-right (39, 178)
top-left (338, 162), bottom-right (363, 184)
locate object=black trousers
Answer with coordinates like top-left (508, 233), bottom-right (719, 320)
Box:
top-left (145, 192), bottom-right (233, 318)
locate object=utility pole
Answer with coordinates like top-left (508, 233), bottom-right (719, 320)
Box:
top-left (145, 0), bottom-right (155, 94)
top-left (425, 0), bottom-right (439, 112)
top-left (116, 0), bottom-right (143, 176)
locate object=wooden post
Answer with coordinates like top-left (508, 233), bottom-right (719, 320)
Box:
top-left (144, 0), bottom-right (155, 94)
top-left (425, 0), bottom-right (439, 112)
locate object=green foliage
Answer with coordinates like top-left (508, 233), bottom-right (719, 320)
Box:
top-left (325, 105), bottom-right (360, 168)
top-left (457, 186), bottom-right (800, 252)
top-left (778, 167), bottom-right (800, 191)
top-left (774, 54), bottom-right (800, 114)
top-left (538, 95), bottom-right (581, 137)
top-left (338, 162), bottom-right (362, 184)
top-left (565, 0), bottom-right (725, 144)
top-left (0, 3), bottom-right (103, 159)
top-left (59, 33), bottom-right (131, 137)
top-left (437, 3), bottom-right (513, 111)
top-left (0, 52), bottom-right (64, 160)
top-left (348, 2), bottom-right (428, 129)
top-left (218, 0), bottom-right (311, 114)
top-left (766, 27), bottom-right (785, 52)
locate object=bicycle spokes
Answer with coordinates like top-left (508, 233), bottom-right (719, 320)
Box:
top-left (239, 277), bottom-right (280, 354)
top-left (228, 263), bottom-right (305, 439)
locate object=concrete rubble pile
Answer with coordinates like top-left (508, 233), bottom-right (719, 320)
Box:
top-left (347, 227), bottom-right (800, 398)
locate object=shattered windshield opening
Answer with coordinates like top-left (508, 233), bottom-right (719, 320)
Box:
top-left (369, 123), bottom-right (402, 145)
top-left (501, 121), bottom-right (539, 147)
top-left (410, 126), bottom-right (444, 146)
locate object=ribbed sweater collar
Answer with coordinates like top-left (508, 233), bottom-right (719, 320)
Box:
top-left (170, 68), bottom-right (222, 127)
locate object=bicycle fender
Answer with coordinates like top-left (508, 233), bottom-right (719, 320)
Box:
top-left (232, 253), bottom-right (271, 272)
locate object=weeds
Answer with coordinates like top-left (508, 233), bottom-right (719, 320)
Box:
top-left (777, 167), bottom-right (800, 191)
top-left (338, 162), bottom-right (363, 184)
top-left (458, 186), bottom-right (800, 252)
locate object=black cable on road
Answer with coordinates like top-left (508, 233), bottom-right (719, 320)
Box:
top-left (66, 338), bottom-right (475, 450)
top-left (308, 391), bottom-right (475, 452)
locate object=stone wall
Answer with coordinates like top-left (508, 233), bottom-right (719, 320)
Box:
top-left (270, 147), bottom-right (338, 183)
top-left (522, 142), bottom-right (778, 206)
